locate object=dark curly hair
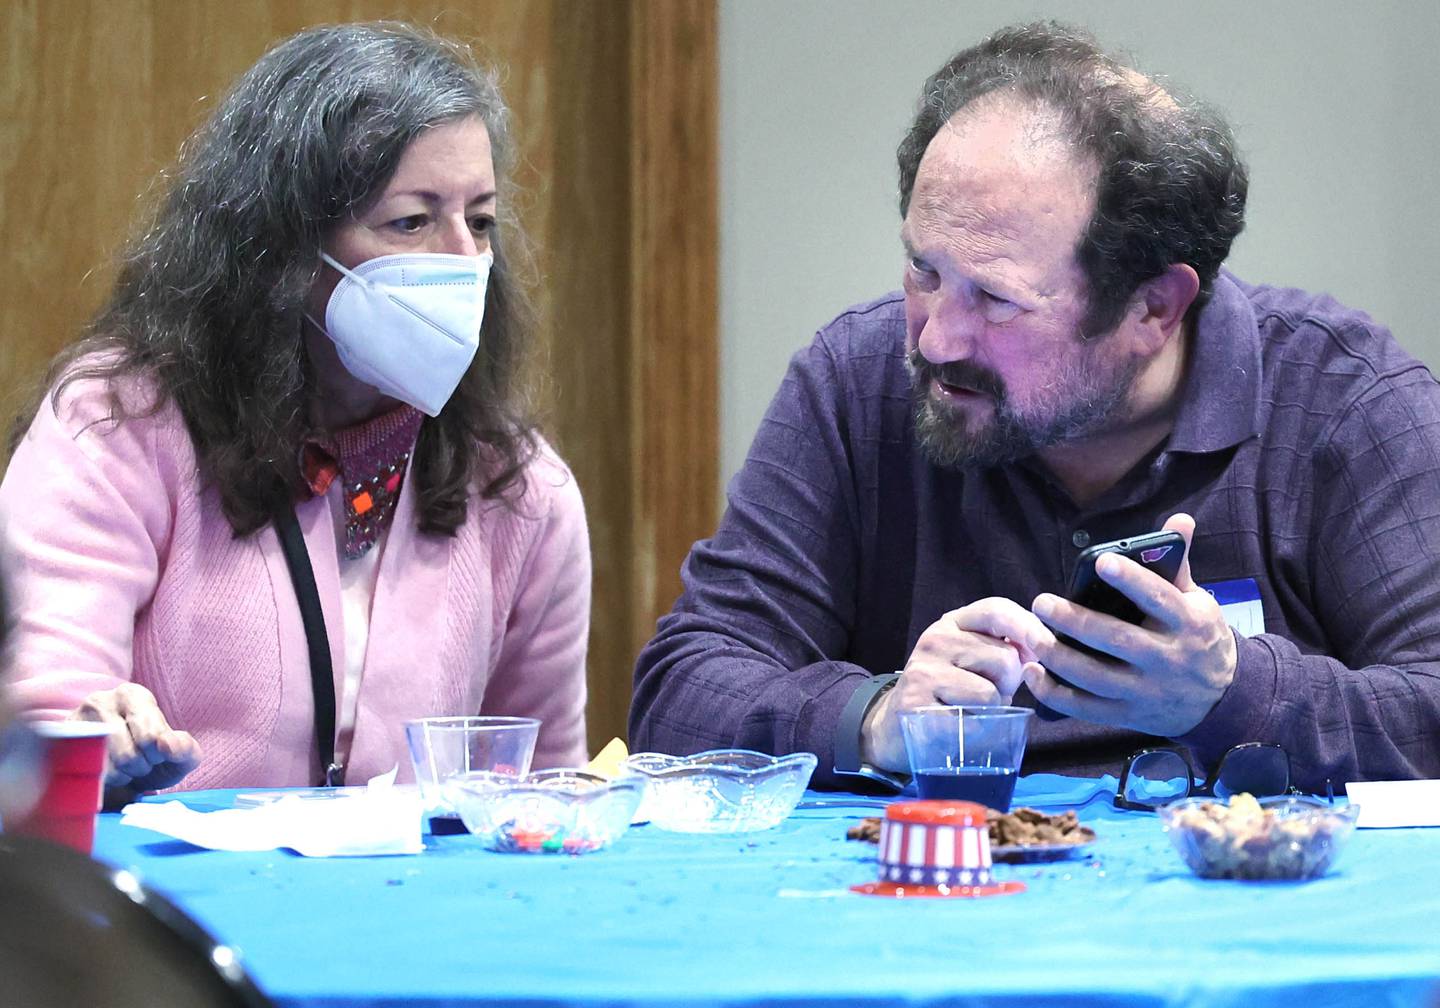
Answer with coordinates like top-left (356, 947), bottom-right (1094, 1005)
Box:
top-left (14, 21), bottom-right (540, 535)
top-left (897, 21), bottom-right (1248, 339)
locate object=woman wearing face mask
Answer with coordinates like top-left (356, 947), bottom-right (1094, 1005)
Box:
top-left (0, 23), bottom-right (589, 801)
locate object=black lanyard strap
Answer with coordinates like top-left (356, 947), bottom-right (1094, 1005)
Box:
top-left (273, 503), bottom-right (344, 787)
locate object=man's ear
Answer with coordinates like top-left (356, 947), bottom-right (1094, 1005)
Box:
top-left (1130, 264), bottom-right (1200, 353)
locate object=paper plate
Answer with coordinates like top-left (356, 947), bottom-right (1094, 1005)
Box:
top-left (991, 840), bottom-right (1095, 863)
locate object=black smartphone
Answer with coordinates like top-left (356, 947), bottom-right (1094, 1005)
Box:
top-left (1033, 529), bottom-right (1186, 720)
top-left (1065, 530), bottom-right (1186, 627)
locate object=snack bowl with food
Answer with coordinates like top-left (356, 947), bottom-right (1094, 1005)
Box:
top-left (619, 749), bottom-right (818, 832)
top-left (847, 806), bottom-right (1098, 862)
top-left (1159, 793), bottom-right (1360, 881)
top-left (987, 807), bottom-right (1097, 862)
top-left (443, 769), bottom-right (645, 854)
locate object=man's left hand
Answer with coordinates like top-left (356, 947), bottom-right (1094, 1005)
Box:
top-left (1023, 512), bottom-right (1236, 736)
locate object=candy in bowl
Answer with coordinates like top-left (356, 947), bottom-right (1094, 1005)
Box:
top-left (443, 769), bottom-right (644, 854)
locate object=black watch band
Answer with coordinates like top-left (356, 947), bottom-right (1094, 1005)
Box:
top-left (832, 673), bottom-right (909, 791)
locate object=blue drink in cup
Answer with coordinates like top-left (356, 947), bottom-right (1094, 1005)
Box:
top-left (912, 765), bottom-right (1018, 807)
top-left (899, 705), bottom-right (1033, 812)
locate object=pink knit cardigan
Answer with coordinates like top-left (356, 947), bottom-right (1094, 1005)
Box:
top-left (0, 375), bottom-right (590, 789)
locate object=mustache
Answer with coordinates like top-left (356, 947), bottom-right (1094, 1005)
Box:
top-left (906, 348), bottom-right (1006, 400)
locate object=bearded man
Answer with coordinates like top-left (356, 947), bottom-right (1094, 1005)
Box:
top-left (629, 22), bottom-right (1440, 792)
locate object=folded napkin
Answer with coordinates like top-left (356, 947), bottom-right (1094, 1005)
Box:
top-left (585, 737), bottom-right (629, 778)
top-left (1345, 779), bottom-right (1440, 828)
top-left (120, 769), bottom-right (423, 856)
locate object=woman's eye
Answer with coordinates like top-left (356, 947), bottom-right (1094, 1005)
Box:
top-left (469, 214), bottom-right (495, 235)
top-left (390, 214), bottom-right (428, 233)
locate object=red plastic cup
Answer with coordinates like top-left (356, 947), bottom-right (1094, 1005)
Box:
top-left (5, 721), bottom-right (114, 853)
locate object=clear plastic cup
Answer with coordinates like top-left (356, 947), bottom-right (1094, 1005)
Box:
top-left (898, 705), bottom-right (1033, 811)
top-left (403, 716), bottom-right (540, 817)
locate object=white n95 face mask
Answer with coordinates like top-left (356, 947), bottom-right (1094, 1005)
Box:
top-left (315, 250), bottom-right (493, 416)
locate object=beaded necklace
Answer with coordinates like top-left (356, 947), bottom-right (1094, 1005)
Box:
top-left (299, 405), bottom-right (425, 559)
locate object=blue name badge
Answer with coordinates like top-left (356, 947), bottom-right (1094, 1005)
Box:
top-left (1200, 578), bottom-right (1265, 637)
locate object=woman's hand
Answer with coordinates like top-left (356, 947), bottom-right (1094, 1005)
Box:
top-left (72, 683), bottom-right (202, 794)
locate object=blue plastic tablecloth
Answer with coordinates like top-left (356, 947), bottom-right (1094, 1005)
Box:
top-left (91, 774), bottom-right (1440, 1008)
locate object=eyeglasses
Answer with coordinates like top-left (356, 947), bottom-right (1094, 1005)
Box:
top-left (1114, 743), bottom-right (1296, 812)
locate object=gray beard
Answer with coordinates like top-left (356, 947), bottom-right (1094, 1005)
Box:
top-left (907, 347), bottom-right (1139, 469)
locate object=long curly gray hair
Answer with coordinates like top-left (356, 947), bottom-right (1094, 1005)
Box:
top-left (19, 21), bottom-right (539, 535)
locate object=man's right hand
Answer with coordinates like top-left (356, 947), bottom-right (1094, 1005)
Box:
top-left (72, 683), bottom-right (202, 794)
top-left (859, 597), bottom-right (1053, 773)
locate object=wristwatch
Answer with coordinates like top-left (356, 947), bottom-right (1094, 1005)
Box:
top-left (832, 673), bottom-right (909, 791)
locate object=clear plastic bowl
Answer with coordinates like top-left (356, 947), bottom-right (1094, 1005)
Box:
top-left (443, 769), bottom-right (644, 854)
top-left (1159, 794), bottom-right (1360, 880)
top-left (618, 749), bottom-right (818, 833)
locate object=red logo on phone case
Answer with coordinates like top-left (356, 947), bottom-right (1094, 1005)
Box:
top-left (1139, 545), bottom-right (1175, 564)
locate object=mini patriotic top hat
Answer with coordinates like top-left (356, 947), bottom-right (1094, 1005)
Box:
top-left (851, 800), bottom-right (1025, 899)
